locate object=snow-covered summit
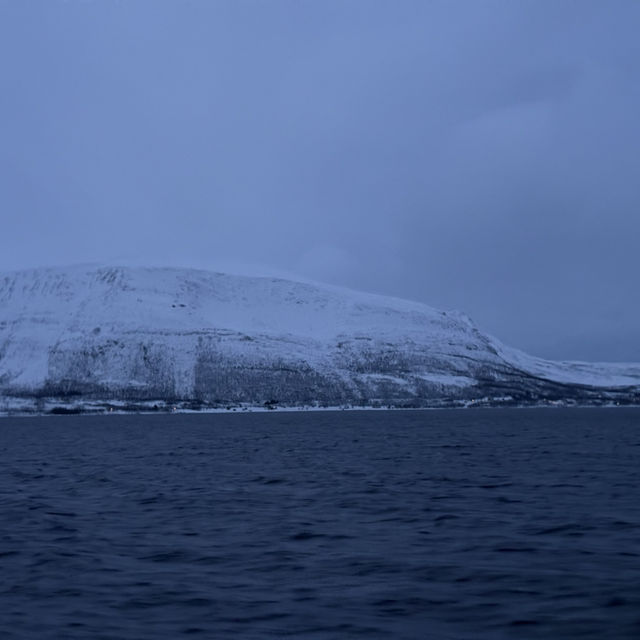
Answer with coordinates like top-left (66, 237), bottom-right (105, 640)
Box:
top-left (1, 263), bottom-right (462, 338)
top-left (1, 265), bottom-right (639, 410)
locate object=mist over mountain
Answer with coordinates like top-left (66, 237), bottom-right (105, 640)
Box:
top-left (1, 265), bottom-right (639, 414)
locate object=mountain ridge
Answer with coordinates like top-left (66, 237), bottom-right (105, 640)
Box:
top-left (1, 265), bottom-right (639, 413)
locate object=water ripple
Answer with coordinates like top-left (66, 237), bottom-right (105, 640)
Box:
top-left (1, 408), bottom-right (639, 639)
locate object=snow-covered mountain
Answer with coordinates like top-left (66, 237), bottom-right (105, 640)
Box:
top-left (1, 265), bottom-right (639, 412)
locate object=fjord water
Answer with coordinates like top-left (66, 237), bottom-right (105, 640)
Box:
top-left (1, 409), bottom-right (639, 639)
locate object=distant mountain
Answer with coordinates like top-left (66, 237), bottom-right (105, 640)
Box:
top-left (1, 265), bottom-right (639, 413)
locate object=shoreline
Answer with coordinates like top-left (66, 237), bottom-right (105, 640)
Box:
top-left (1, 399), bottom-right (637, 418)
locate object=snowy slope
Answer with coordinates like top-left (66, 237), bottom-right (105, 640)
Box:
top-left (1, 265), bottom-right (639, 409)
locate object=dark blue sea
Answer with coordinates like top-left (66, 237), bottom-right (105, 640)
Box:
top-left (1, 408), bottom-right (639, 639)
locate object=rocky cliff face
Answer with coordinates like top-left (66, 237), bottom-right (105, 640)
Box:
top-left (1, 265), bottom-right (639, 412)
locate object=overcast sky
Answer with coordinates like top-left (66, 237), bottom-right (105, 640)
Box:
top-left (1, 1), bottom-right (639, 362)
